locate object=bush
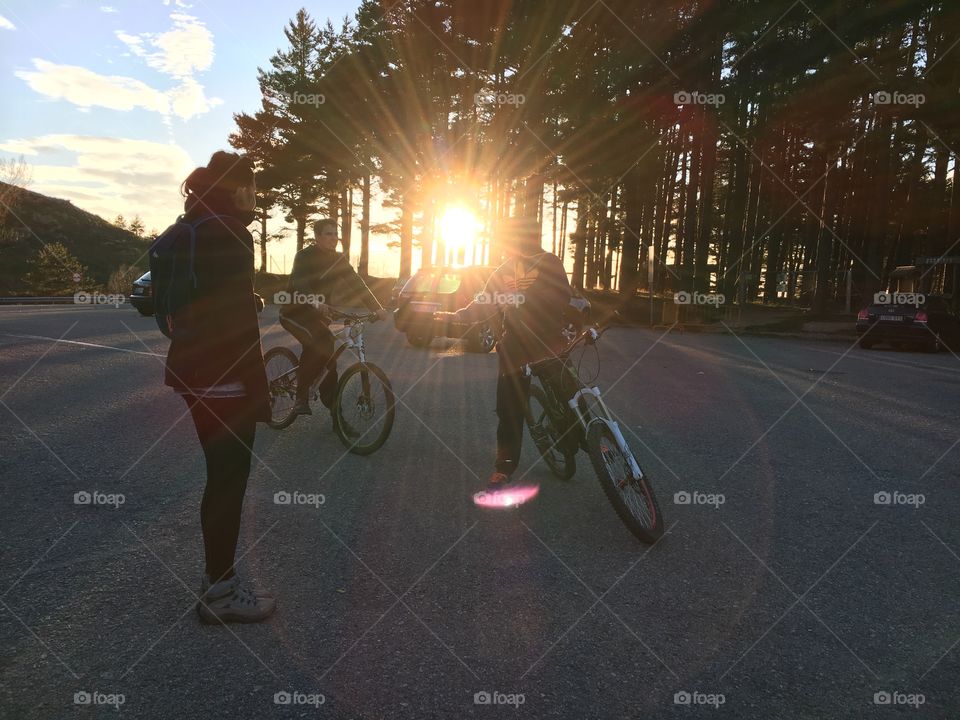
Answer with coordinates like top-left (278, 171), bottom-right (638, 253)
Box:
top-left (106, 264), bottom-right (142, 294)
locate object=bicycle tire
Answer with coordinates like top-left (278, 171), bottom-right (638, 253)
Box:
top-left (333, 362), bottom-right (396, 455)
top-left (587, 422), bottom-right (664, 543)
top-left (264, 346), bottom-right (299, 430)
top-left (526, 385), bottom-right (576, 480)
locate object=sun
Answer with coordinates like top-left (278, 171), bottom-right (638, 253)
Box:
top-left (439, 205), bottom-right (480, 265)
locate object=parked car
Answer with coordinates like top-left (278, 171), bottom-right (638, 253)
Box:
top-left (388, 276), bottom-right (409, 310)
top-left (394, 265), bottom-right (592, 352)
top-left (129, 271), bottom-right (153, 315)
top-left (129, 271), bottom-right (265, 316)
top-left (857, 294), bottom-right (959, 352)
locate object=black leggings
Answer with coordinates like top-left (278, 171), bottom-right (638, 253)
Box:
top-left (495, 370), bottom-right (531, 475)
top-left (495, 359), bottom-right (575, 476)
top-left (280, 309), bottom-right (337, 407)
top-left (184, 395), bottom-right (257, 584)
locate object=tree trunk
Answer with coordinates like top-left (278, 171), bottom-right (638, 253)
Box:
top-left (360, 173), bottom-right (371, 277)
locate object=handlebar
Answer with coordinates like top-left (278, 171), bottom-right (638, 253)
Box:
top-left (525, 322), bottom-right (614, 377)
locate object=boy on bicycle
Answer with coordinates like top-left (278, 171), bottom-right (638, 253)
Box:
top-left (435, 216), bottom-right (572, 493)
top-left (280, 219), bottom-right (386, 417)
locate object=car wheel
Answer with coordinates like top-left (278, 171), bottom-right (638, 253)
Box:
top-left (406, 331), bottom-right (433, 348)
top-left (137, 308), bottom-right (154, 317)
top-left (858, 337), bottom-right (873, 349)
top-left (466, 322), bottom-right (497, 353)
top-left (925, 335), bottom-right (942, 353)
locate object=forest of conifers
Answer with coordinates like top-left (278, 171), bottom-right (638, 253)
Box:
top-left (229, 0), bottom-right (959, 311)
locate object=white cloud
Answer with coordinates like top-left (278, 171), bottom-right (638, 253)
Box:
top-left (115, 13), bottom-right (213, 79)
top-left (0, 134), bottom-right (196, 231)
top-left (100, 6), bottom-right (118, 13)
top-left (15, 58), bottom-right (221, 120)
top-left (0, 14), bottom-right (15, 30)
top-left (16, 59), bottom-right (170, 114)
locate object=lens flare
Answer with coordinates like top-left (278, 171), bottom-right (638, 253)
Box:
top-left (472, 482), bottom-right (540, 508)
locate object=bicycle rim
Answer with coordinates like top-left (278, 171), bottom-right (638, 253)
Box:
top-left (588, 423), bottom-right (663, 542)
top-left (264, 346), bottom-right (299, 429)
top-left (334, 362), bottom-right (395, 455)
top-left (526, 385), bottom-right (575, 480)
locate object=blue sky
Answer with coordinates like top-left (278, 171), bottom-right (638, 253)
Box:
top-left (0, 0), bottom-right (401, 274)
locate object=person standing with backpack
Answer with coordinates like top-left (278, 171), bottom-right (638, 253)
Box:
top-left (154, 151), bottom-right (276, 624)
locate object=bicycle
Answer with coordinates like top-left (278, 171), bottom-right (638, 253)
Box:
top-left (263, 309), bottom-right (395, 455)
top-left (523, 324), bottom-right (664, 543)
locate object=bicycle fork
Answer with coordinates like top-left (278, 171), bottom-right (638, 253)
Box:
top-left (568, 386), bottom-right (643, 481)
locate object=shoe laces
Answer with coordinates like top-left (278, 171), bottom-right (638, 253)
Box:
top-left (231, 580), bottom-right (260, 607)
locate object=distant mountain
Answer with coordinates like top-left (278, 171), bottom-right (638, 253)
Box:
top-left (0, 182), bottom-right (152, 295)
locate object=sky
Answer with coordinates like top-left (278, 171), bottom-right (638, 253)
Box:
top-left (0, 0), bottom-right (411, 275)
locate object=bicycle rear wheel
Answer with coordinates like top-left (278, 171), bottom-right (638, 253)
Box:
top-left (587, 422), bottom-right (664, 543)
top-left (526, 385), bottom-right (576, 480)
top-left (333, 362), bottom-right (395, 455)
top-left (264, 346), bottom-right (299, 429)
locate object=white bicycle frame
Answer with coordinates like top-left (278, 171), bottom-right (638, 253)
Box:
top-left (525, 326), bottom-right (643, 482)
top-left (303, 318), bottom-right (367, 399)
top-left (567, 387), bottom-right (643, 481)
top-left (329, 318), bottom-right (367, 363)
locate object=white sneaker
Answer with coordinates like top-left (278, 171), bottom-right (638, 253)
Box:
top-left (197, 575), bottom-right (276, 624)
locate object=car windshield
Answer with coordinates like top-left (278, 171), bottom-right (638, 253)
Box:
top-left (436, 272), bottom-right (461, 294)
top-left (406, 271), bottom-right (436, 294)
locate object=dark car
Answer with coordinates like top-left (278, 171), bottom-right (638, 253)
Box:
top-left (394, 265), bottom-right (592, 352)
top-left (129, 271), bottom-right (154, 315)
top-left (857, 294), bottom-right (959, 352)
top-left (394, 266), bottom-right (500, 352)
top-left (129, 271), bottom-right (265, 317)
top-left (388, 276), bottom-right (409, 310)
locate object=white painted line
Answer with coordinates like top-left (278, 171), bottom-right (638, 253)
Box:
top-left (0, 333), bottom-right (164, 357)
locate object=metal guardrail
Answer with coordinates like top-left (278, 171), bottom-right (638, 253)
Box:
top-left (0, 297), bottom-right (79, 305)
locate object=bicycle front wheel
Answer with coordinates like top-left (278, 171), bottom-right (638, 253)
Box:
top-left (333, 362), bottom-right (395, 455)
top-left (264, 346), bottom-right (299, 429)
top-left (526, 385), bottom-right (576, 480)
top-left (587, 422), bottom-right (664, 544)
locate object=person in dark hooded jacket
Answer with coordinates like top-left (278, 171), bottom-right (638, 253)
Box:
top-left (162, 150), bottom-right (276, 625)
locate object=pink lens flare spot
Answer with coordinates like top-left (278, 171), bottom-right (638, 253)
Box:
top-left (473, 483), bottom-right (540, 508)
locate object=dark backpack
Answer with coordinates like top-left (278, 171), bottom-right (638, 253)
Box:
top-left (148, 214), bottom-right (230, 339)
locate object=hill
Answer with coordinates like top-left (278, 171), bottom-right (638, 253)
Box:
top-left (0, 182), bottom-right (152, 295)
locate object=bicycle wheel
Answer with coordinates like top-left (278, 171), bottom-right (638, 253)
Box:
top-left (587, 422), bottom-right (664, 543)
top-left (526, 385), bottom-right (576, 480)
top-left (333, 362), bottom-right (395, 455)
top-left (264, 346), bottom-right (299, 429)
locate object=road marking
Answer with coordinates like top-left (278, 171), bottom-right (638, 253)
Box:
top-left (0, 333), bottom-right (164, 357)
top-left (802, 344), bottom-right (960, 375)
